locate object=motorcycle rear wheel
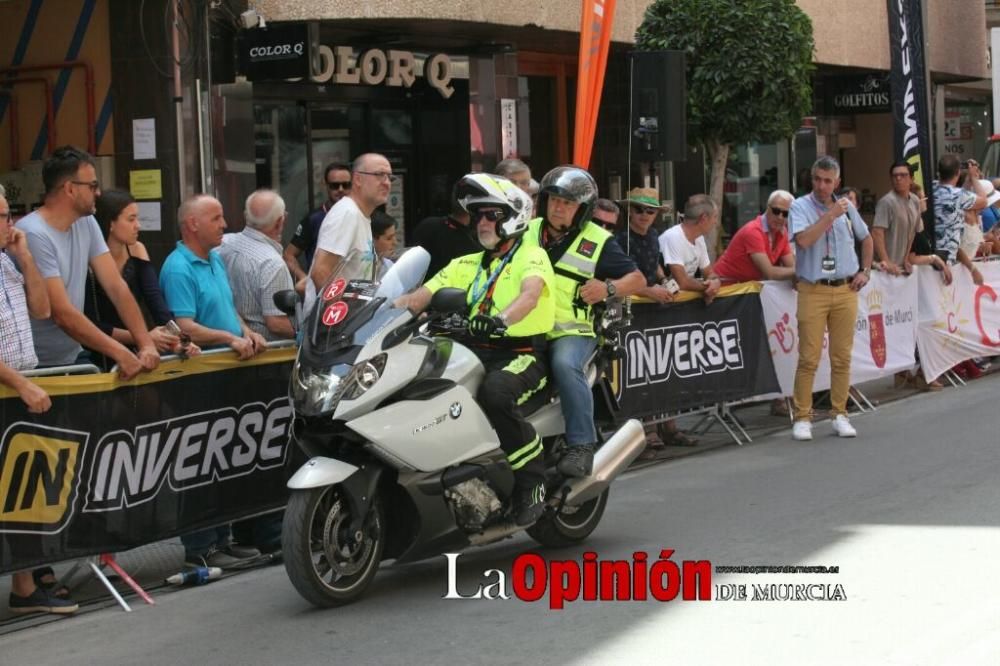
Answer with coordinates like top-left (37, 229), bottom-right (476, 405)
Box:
top-left (282, 485), bottom-right (384, 607)
top-left (527, 488), bottom-right (609, 547)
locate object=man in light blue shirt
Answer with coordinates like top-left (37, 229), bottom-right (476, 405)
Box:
top-left (788, 156), bottom-right (873, 442)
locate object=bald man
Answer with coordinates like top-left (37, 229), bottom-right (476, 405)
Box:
top-left (159, 194), bottom-right (266, 360)
top-left (304, 152), bottom-right (394, 309)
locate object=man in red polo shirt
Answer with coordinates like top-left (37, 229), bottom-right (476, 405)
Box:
top-left (714, 190), bottom-right (796, 283)
top-left (715, 189), bottom-right (796, 417)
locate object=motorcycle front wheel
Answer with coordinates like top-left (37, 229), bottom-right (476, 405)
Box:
top-left (282, 485), bottom-right (384, 607)
top-left (527, 488), bottom-right (609, 548)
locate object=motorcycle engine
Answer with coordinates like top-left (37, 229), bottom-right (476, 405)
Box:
top-left (444, 479), bottom-right (503, 532)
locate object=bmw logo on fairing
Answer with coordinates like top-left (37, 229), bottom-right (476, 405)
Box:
top-left (449, 402), bottom-right (462, 419)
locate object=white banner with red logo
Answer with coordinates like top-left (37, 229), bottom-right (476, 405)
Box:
top-left (915, 261), bottom-right (1000, 382)
top-left (760, 272), bottom-right (919, 395)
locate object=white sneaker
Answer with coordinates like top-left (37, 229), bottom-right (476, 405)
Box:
top-left (831, 415), bottom-right (857, 438)
top-left (792, 420), bottom-right (812, 441)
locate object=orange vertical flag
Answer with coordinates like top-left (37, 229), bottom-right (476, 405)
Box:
top-left (573, 0), bottom-right (616, 169)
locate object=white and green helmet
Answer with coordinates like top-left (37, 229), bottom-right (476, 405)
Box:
top-left (455, 173), bottom-right (533, 240)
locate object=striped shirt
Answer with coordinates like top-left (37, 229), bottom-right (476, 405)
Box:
top-left (218, 228), bottom-right (294, 341)
top-left (0, 252), bottom-right (38, 370)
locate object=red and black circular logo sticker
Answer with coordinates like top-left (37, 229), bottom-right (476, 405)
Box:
top-left (322, 301), bottom-right (349, 327)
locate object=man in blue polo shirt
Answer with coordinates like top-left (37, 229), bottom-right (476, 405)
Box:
top-left (789, 156), bottom-right (873, 442)
top-left (160, 194), bottom-right (266, 360)
top-left (160, 194), bottom-right (270, 569)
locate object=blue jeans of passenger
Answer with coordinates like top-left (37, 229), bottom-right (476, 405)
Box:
top-left (549, 335), bottom-right (598, 447)
top-left (181, 525), bottom-right (232, 559)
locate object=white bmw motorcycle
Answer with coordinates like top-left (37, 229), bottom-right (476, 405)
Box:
top-left (275, 248), bottom-right (644, 608)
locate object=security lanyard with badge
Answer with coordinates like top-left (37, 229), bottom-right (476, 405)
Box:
top-left (810, 194), bottom-right (840, 276)
top-left (468, 238), bottom-right (521, 314)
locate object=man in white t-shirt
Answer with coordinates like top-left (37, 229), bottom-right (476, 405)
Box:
top-left (658, 194), bottom-right (721, 302)
top-left (304, 153), bottom-right (393, 307)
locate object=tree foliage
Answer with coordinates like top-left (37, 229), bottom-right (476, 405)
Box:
top-left (636, 0), bottom-right (815, 148)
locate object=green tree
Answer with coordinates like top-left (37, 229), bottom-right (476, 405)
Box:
top-left (636, 0), bottom-right (814, 250)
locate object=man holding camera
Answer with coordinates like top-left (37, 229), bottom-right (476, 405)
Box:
top-left (932, 154), bottom-right (989, 286)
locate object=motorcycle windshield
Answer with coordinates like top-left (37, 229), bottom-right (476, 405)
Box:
top-left (304, 247), bottom-right (430, 356)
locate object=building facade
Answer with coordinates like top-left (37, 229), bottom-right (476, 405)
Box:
top-left (0, 0), bottom-right (990, 261)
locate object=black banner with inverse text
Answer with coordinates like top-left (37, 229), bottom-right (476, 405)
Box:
top-left (0, 350), bottom-right (299, 574)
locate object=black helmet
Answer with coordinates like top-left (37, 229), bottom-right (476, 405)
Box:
top-left (537, 166), bottom-right (599, 229)
top-left (454, 173), bottom-right (533, 240)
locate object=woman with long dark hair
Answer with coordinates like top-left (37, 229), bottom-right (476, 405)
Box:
top-left (85, 189), bottom-right (199, 364)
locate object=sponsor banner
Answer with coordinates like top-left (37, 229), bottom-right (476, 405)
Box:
top-left (0, 349), bottom-right (299, 574)
top-left (760, 272), bottom-right (918, 395)
top-left (915, 262), bottom-right (1000, 382)
top-left (610, 290), bottom-right (779, 417)
top-left (887, 0), bottom-right (935, 236)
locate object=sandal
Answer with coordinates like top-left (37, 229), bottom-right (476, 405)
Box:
top-left (662, 429), bottom-right (699, 447)
top-left (32, 566), bottom-right (71, 599)
top-left (643, 424), bottom-right (667, 450)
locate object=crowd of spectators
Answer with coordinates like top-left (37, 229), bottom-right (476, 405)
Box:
top-left (3, 146), bottom-right (997, 614)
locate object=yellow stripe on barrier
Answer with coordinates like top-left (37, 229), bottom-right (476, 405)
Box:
top-left (631, 281), bottom-right (763, 304)
top-left (0, 347), bottom-right (298, 399)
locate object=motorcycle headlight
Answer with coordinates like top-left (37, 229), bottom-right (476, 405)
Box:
top-left (342, 353), bottom-right (387, 401)
top-left (291, 364), bottom-right (348, 416)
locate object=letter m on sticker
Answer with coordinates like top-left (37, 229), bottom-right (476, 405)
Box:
top-left (0, 423), bottom-right (88, 534)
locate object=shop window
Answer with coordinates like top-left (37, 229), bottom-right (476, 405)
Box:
top-left (254, 103), bottom-right (308, 241)
top-left (721, 141), bottom-right (791, 236)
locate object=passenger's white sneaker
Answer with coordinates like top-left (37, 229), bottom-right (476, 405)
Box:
top-left (792, 420), bottom-right (813, 441)
top-left (831, 415), bottom-right (857, 438)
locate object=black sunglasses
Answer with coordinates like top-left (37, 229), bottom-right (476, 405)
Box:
top-left (474, 209), bottom-right (506, 222)
top-left (769, 206), bottom-right (790, 218)
top-left (327, 181), bottom-right (351, 190)
top-left (630, 204), bottom-right (658, 215)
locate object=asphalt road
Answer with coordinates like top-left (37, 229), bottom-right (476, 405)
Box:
top-left (5, 376), bottom-right (1000, 665)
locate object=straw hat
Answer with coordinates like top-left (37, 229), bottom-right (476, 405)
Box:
top-left (621, 187), bottom-right (669, 210)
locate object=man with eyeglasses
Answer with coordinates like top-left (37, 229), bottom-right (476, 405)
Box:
top-left (714, 190), bottom-right (796, 284)
top-left (306, 153), bottom-right (394, 308)
top-left (1, 188), bottom-right (82, 616)
top-left (592, 198), bottom-right (621, 232)
top-left (789, 156), bottom-right (873, 441)
top-left (15, 146), bottom-right (158, 379)
top-left (284, 162), bottom-right (351, 289)
top-left (872, 162), bottom-right (924, 277)
top-left (617, 188), bottom-right (674, 304)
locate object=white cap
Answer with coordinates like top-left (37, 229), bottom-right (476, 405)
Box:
top-left (979, 179), bottom-right (1000, 207)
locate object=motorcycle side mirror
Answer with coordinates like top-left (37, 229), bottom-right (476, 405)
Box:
top-left (273, 290), bottom-right (299, 317)
top-left (430, 287), bottom-right (468, 315)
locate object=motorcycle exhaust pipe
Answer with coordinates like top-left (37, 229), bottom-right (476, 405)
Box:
top-left (562, 418), bottom-right (645, 506)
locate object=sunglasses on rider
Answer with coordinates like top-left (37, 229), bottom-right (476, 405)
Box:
top-left (769, 206), bottom-right (790, 218)
top-left (474, 209), bottom-right (506, 222)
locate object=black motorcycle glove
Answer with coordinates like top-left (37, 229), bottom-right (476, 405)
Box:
top-left (468, 314), bottom-right (506, 338)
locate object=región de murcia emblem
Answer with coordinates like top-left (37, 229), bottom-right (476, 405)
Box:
top-left (867, 288), bottom-right (887, 368)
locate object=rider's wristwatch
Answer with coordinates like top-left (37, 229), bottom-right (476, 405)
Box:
top-left (605, 279), bottom-right (617, 300)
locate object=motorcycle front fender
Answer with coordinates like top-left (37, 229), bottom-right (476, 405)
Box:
top-left (287, 456), bottom-right (359, 490)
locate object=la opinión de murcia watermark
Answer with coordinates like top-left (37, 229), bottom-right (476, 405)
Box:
top-left (443, 552), bottom-right (846, 607)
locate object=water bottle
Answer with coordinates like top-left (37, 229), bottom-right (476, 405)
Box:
top-left (166, 566), bottom-right (222, 586)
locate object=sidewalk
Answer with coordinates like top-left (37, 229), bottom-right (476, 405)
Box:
top-left (0, 365), bottom-right (990, 633)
